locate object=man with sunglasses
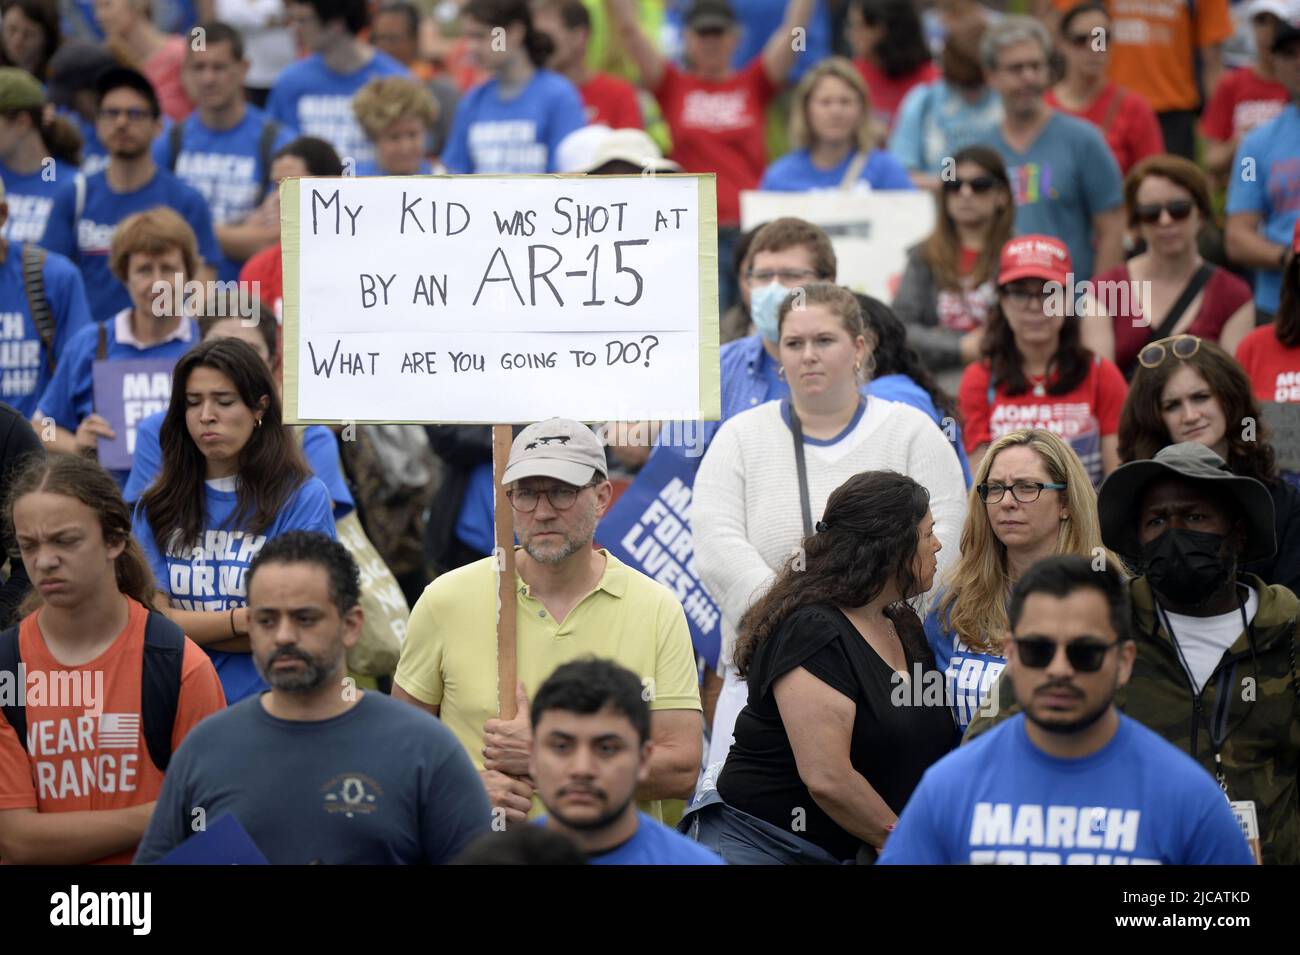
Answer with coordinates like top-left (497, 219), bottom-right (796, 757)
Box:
top-left (38, 67), bottom-right (219, 322)
top-left (1226, 1), bottom-right (1300, 325)
top-left (881, 554), bottom-right (1253, 865)
top-left (394, 418), bottom-right (702, 827)
top-left (969, 441), bottom-right (1300, 864)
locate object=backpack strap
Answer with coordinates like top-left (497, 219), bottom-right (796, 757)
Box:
top-left (21, 244), bottom-right (55, 375)
top-left (166, 121), bottom-right (184, 172)
top-left (257, 119), bottom-right (281, 200)
top-left (140, 610), bottom-right (186, 772)
top-left (96, 319), bottom-right (107, 362)
top-left (0, 625), bottom-right (24, 750)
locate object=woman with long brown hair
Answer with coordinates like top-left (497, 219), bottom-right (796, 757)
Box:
top-left (683, 470), bottom-right (956, 864)
top-left (132, 337), bottom-right (336, 704)
top-left (893, 145), bottom-right (1014, 373)
top-left (1118, 334), bottom-right (1300, 593)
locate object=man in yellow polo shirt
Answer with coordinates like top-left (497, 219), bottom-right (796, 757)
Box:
top-left (393, 418), bottom-right (702, 825)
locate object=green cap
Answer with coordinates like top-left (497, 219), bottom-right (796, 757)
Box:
top-left (0, 68), bottom-right (45, 114)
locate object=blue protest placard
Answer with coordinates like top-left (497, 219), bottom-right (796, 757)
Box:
top-left (92, 358), bottom-right (177, 470)
top-left (154, 813), bottom-right (269, 865)
top-left (598, 448), bottom-right (721, 670)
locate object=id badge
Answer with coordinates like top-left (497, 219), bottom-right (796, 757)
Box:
top-left (1229, 800), bottom-right (1262, 864)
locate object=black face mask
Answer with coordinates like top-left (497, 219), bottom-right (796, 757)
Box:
top-left (1140, 528), bottom-right (1234, 608)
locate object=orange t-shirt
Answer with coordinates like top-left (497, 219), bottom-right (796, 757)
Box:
top-left (1054, 0), bottom-right (1233, 112)
top-left (0, 598), bottom-right (226, 863)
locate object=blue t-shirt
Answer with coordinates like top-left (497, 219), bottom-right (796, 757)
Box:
top-left (1226, 104), bottom-right (1300, 315)
top-left (870, 373), bottom-right (972, 486)
top-left (878, 714), bottom-right (1255, 865)
top-left (441, 70), bottom-right (587, 174)
top-left (0, 244), bottom-right (93, 418)
top-left (35, 314), bottom-right (197, 434)
top-left (889, 81), bottom-right (1003, 174)
top-left (759, 148), bottom-right (915, 193)
top-left (987, 112), bottom-right (1122, 280)
top-left (40, 168), bottom-right (220, 321)
top-left (153, 106), bottom-right (297, 281)
top-left (123, 410), bottom-right (354, 519)
top-left (132, 475), bottom-right (337, 704)
top-left (134, 692), bottom-right (491, 865)
top-left (352, 159), bottom-right (436, 177)
top-left (537, 813), bottom-right (725, 865)
top-left (0, 158), bottom-right (77, 243)
top-left (726, 0), bottom-right (832, 81)
top-left (922, 593), bottom-right (1007, 732)
top-left (266, 51), bottom-right (409, 167)
top-left (454, 461), bottom-right (496, 556)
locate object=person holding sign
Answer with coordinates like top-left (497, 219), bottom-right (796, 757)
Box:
top-left (132, 338), bottom-right (337, 705)
top-left (693, 284), bottom-right (966, 771)
top-left (31, 206), bottom-right (200, 480)
top-left (0, 454), bottom-right (225, 864)
top-left (351, 75), bottom-right (444, 176)
top-left (1118, 336), bottom-right (1300, 596)
top-left (394, 418), bottom-right (702, 827)
top-left (440, 0), bottom-right (587, 174)
top-left (1234, 219), bottom-right (1300, 482)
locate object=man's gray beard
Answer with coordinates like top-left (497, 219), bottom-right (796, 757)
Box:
top-left (524, 532), bottom-right (583, 565)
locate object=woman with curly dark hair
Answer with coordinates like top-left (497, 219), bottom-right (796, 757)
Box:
top-left (683, 470), bottom-right (957, 864)
top-left (847, 0), bottom-right (938, 128)
top-left (1118, 335), bottom-right (1300, 593)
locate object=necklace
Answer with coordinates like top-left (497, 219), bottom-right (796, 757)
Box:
top-left (1026, 370), bottom-right (1049, 397)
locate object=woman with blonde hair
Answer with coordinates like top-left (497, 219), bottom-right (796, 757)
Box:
top-left (759, 56), bottom-right (913, 194)
top-left (352, 75), bottom-right (444, 176)
top-left (924, 427), bottom-right (1126, 730)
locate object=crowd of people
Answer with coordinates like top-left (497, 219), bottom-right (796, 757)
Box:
top-left (0, 0), bottom-right (1297, 868)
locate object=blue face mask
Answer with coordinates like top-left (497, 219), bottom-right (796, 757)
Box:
top-left (750, 281), bottom-right (788, 342)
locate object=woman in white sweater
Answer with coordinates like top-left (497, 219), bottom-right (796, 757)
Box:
top-left (695, 283), bottom-right (967, 770)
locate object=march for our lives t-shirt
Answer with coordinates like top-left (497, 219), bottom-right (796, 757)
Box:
top-left (441, 70), bottom-right (586, 175)
top-left (266, 50), bottom-right (409, 167)
top-left (878, 714), bottom-right (1255, 864)
top-left (0, 244), bottom-right (93, 417)
top-left (132, 475), bottom-right (337, 704)
top-left (123, 409), bottom-right (355, 520)
top-left (39, 168), bottom-right (220, 321)
top-left (759, 148), bottom-right (914, 193)
top-left (989, 112), bottom-right (1123, 280)
top-left (0, 158), bottom-right (77, 243)
top-left (1226, 105), bottom-right (1300, 315)
top-left (535, 814), bottom-right (724, 865)
top-left (153, 106), bottom-right (297, 280)
top-left (923, 595), bottom-right (1006, 732)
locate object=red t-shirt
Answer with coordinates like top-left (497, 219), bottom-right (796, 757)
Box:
top-left (0, 599), bottom-right (226, 863)
top-left (1236, 325), bottom-right (1300, 403)
top-left (853, 59), bottom-right (939, 129)
top-left (1200, 67), bottom-right (1290, 142)
top-left (1096, 264), bottom-right (1252, 375)
top-left (240, 243), bottom-right (284, 382)
top-left (653, 59), bottom-right (777, 226)
top-left (1044, 84), bottom-right (1164, 174)
top-left (958, 356), bottom-right (1127, 483)
top-left (580, 72), bottom-right (643, 129)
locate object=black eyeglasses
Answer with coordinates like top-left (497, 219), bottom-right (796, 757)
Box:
top-left (1014, 636), bottom-right (1123, 672)
top-left (1066, 31), bottom-right (1097, 48)
top-left (748, 268), bottom-right (820, 283)
top-left (506, 480), bottom-right (600, 513)
top-left (977, 480), bottom-right (1067, 503)
top-left (999, 285), bottom-right (1052, 308)
top-left (1133, 199), bottom-right (1195, 225)
top-left (97, 107), bottom-right (153, 123)
top-left (942, 175), bottom-right (999, 195)
top-left (1137, 334), bottom-right (1200, 369)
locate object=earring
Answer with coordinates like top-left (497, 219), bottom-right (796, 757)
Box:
top-left (854, 362), bottom-right (862, 374)
top-left (777, 365), bottom-right (787, 381)
top-left (256, 417), bottom-right (263, 428)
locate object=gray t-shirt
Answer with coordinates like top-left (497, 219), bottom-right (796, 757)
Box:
top-left (134, 692), bottom-right (491, 864)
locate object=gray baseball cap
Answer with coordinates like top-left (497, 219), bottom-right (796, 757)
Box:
top-left (501, 419), bottom-right (608, 487)
top-left (1098, 442), bottom-right (1276, 562)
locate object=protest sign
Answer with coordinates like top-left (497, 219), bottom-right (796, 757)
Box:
top-left (92, 358), bottom-right (176, 470)
top-left (740, 189), bottom-right (935, 301)
top-left (599, 447), bottom-right (721, 670)
top-left (281, 174), bottom-right (720, 425)
top-left (1262, 401), bottom-right (1300, 473)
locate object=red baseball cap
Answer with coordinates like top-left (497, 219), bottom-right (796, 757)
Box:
top-left (998, 235), bottom-right (1072, 287)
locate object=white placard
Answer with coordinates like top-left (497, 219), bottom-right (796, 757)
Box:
top-left (283, 175), bottom-right (719, 424)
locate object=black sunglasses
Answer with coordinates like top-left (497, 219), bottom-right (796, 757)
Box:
top-left (1014, 636), bottom-right (1123, 672)
top-left (943, 175), bottom-right (998, 195)
top-left (1134, 199), bottom-right (1195, 225)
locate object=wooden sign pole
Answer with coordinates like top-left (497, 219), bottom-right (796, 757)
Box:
top-left (492, 424), bottom-right (518, 720)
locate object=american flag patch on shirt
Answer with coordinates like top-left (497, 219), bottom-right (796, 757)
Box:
top-left (97, 713), bottom-right (140, 749)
